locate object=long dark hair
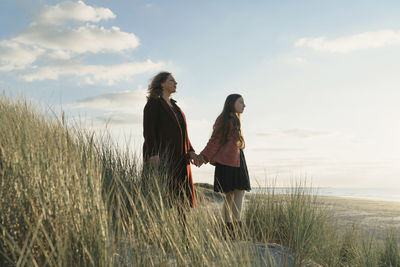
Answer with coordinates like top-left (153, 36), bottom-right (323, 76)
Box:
top-left (214, 94), bottom-right (245, 149)
top-left (147, 71), bottom-right (171, 100)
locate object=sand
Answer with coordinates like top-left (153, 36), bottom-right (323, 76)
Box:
top-left (195, 184), bottom-right (400, 241)
top-left (315, 196), bottom-right (400, 240)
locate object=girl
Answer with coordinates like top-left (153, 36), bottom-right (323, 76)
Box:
top-left (199, 94), bottom-right (251, 235)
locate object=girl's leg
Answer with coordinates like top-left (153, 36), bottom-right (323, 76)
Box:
top-left (232, 190), bottom-right (245, 222)
top-left (223, 191), bottom-right (235, 222)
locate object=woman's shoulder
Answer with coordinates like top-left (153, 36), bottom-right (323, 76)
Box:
top-left (144, 97), bottom-right (161, 109)
top-left (146, 97), bottom-right (162, 104)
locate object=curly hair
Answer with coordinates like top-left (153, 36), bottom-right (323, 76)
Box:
top-left (147, 71), bottom-right (172, 100)
top-left (214, 94), bottom-right (245, 149)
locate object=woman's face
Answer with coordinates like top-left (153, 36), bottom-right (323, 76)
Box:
top-left (234, 97), bottom-right (245, 113)
top-left (161, 75), bottom-right (177, 95)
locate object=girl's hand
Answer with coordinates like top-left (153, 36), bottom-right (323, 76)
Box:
top-left (194, 154), bottom-right (207, 167)
top-left (194, 156), bottom-right (203, 167)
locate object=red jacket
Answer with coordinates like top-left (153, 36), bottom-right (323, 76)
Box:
top-left (200, 116), bottom-right (241, 167)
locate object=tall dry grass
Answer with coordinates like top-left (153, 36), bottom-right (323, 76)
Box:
top-left (0, 96), bottom-right (399, 266)
top-left (0, 97), bottom-right (109, 266)
top-left (245, 185), bottom-right (337, 266)
top-left (0, 96), bottom-right (270, 266)
top-left (245, 185), bottom-right (400, 266)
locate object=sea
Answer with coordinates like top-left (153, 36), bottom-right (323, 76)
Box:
top-left (251, 187), bottom-right (400, 203)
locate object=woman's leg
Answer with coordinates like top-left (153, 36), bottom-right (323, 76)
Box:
top-left (223, 191), bottom-right (235, 222)
top-left (232, 190), bottom-right (245, 222)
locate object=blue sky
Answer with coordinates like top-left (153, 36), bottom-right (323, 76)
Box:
top-left (1, 0), bottom-right (399, 188)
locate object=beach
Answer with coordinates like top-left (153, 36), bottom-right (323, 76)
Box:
top-left (196, 184), bottom-right (400, 242)
top-left (315, 196), bottom-right (400, 241)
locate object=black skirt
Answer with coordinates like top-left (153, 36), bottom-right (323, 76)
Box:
top-left (214, 150), bottom-right (251, 193)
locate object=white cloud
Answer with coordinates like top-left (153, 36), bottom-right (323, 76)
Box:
top-left (72, 89), bottom-right (147, 109)
top-left (250, 147), bottom-right (306, 152)
top-left (15, 24), bottom-right (139, 54)
top-left (22, 60), bottom-right (164, 84)
top-left (295, 30), bottom-right (400, 53)
top-left (48, 50), bottom-right (72, 60)
top-left (257, 128), bottom-right (336, 138)
top-left (33, 0), bottom-right (115, 25)
top-left (281, 129), bottom-right (335, 138)
top-left (96, 112), bottom-right (143, 125)
top-left (70, 89), bottom-right (148, 127)
top-left (0, 40), bottom-right (44, 71)
top-left (0, 1), bottom-right (159, 85)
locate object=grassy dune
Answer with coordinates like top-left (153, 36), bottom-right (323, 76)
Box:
top-left (0, 96), bottom-right (399, 266)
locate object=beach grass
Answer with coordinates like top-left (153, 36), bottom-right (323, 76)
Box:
top-left (1, 95), bottom-right (399, 266)
top-left (245, 186), bottom-right (335, 266)
top-left (0, 96), bottom-right (269, 266)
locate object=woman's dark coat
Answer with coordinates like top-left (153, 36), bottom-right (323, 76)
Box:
top-left (143, 97), bottom-right (197, 207)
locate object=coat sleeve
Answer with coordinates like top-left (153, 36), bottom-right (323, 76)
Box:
top-left (180, 106), bottom-right (195, 153)
top-left (187, 130), bottom-right (195, 153)
top-left (143, 99), bottom-right (160, 159)
top-left (200, 118), bottom-right (222, 162)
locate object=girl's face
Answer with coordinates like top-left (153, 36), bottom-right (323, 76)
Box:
top-left (234, 97), bottom-right (245, 113)
top-left (161, 75), bottom-right (177, 94)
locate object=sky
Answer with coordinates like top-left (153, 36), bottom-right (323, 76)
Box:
top-left (1, 0), bottom-right (399, 188)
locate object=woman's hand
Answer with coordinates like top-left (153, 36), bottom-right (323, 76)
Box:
top-left (189, 152), bottom-right (203, 167)
top-left (149, 155), bottom-right (160, 167)
top-left (191, 152), bottom-right (208, 167)
top-left (188, 151), bottom-right (197, 165)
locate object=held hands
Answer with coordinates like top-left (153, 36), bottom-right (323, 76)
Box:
top-left (189, 152), bottom-right (206, 167)
top-left (194, 154), bottom-right (205, 168)
top-left (150, 153), bottom-right (205, 168)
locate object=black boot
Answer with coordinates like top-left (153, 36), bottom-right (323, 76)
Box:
top-left (235, 221), bottom-right (244, 240)
top-left (225, 222), bottom-right (235, 240)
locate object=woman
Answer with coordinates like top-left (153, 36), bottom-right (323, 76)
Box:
top-left (143, 71), bottom-right (198, 208)
top-left (199, 94), bottom-right (251, 234)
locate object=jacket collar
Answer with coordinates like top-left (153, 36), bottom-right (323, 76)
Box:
top-left (159, 97), bottom-right (183, 131)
